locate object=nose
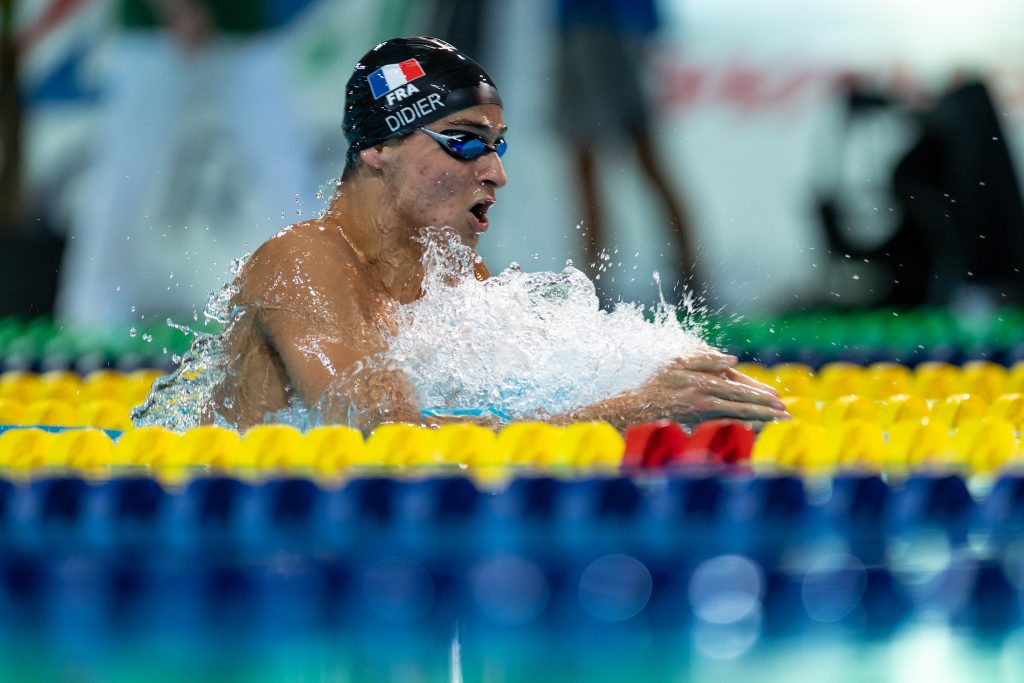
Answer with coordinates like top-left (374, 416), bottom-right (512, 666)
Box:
top-left (476, 151), bottom-right (507, 188)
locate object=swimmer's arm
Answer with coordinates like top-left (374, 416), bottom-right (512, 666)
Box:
top-left (550, 350), bottom-right (789, 431)
top-left (240, 231), bottom-right (423, 426)
top-left (258, 309), bottom-right (425, 427)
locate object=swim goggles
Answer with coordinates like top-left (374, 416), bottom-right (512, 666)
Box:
top-left (419, 128), bottom-right (507, 161)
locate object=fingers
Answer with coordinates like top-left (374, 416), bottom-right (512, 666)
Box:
top-left (702, 375), bottom-right (786, 410)
top-left (725, 367), bottom-right (781, 396)
top-left (650, 351), bottom-right (792, 426)
top-left (686, 397), bottom-right (790, 424)
top-left (655, 358), bottom-right (785, 411)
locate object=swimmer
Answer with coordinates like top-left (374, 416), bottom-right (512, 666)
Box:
top-left (207, 37), bottom-right (788, 431)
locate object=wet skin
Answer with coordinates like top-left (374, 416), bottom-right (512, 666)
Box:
top-left (208, 104), bottom-right (788, 431)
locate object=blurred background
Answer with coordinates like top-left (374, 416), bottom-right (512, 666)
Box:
top-left (3, 0), bottom-right (1024, 325)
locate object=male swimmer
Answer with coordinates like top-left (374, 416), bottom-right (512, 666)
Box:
top-left (207, 37), bottom-right (788, 430)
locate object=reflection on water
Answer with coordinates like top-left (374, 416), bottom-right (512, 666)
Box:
top-left (133, 228), bottom-right (707, 432)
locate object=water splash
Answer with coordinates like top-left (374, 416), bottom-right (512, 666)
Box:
top-left (133, 227), bottom-right (709, 432)
top-left (130, 332), bottom-right (232, 431)
top-left (130, 255), bottom-right (249, 432)
top-left (317, 227), bottom-right (707, 430)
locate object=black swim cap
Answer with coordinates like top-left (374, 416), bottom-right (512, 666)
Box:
top-left (343, 37), bottom-right (502, 165)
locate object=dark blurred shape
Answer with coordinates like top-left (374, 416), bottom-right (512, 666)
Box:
top-left (820, 474), bottom-right (890, 564)
top-left (83, 476), bottom-right (168, 552)
top-left (639, 474), bottom-right (724, 562)
top-left (724, 475), bottom-right (808, 564)
top-left (0, 232), bottom-right (64, 316)
top-left (316, 477), bottom-right (397, 554)
top-left (890, 473), bottom-right (974, 545)
top-left (953, 561), bottom-right (1020, 634)
top-left (424, 0), bottom-right (490, 63)
top-left (554, 0), bottom-right (698, 306)
top-left (0, 0), bottom-right (65, 317)
top-left (895, 80), bottom-right (1024, 304)
top-left (237, 477), bottom-right (323, 552)
top-left (168, 475), bottom-right (254, 551)
top-left (11, 476), bottom-right (90, 551)
top-left (818, 78), bottom-right (1024, 307)
top-left (0, 0), bottom-right (23, 231)
top-left (979, 474), bottom-right (1024, 545)
top-left (857, 567), bottom-right (911, 635)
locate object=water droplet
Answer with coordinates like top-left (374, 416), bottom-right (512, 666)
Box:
top-left (142, 334), bottom-right (153, 343)
top-left (129, 327), bottom-right (137, 338)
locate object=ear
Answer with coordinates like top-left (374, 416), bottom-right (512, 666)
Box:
top-left (359, 142), bottom-right (394, 172)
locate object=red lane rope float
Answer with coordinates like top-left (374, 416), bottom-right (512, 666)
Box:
top-left (623, 420), bottom-right (756, 469)
top-left (686, 420), bottom-right (756, 466)
top-left (623, 420), bottom-right (689, 469)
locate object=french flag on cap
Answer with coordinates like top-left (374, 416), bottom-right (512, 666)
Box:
top-left (368, 59), bottom-right (426, 99)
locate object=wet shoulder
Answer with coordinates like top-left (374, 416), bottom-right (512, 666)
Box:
top-left (238, 221), bottom-right (361, 302)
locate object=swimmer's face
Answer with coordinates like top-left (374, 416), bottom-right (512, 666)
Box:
top-left (380, 104), bottom-right (507, 249)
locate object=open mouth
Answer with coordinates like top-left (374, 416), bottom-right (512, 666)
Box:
top-left (469, 199), bottom-right (495, 231)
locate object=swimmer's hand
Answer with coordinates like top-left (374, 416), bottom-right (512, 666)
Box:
top-left (560, 349), bottom-right (789, 431)
top-left (638, 350), bottom-right (789, 430)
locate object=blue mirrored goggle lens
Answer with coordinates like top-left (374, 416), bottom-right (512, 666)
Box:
top-left (444, 133), bottom-right (507, 160)
top-left (457, 138), bottom-right (487, 159)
